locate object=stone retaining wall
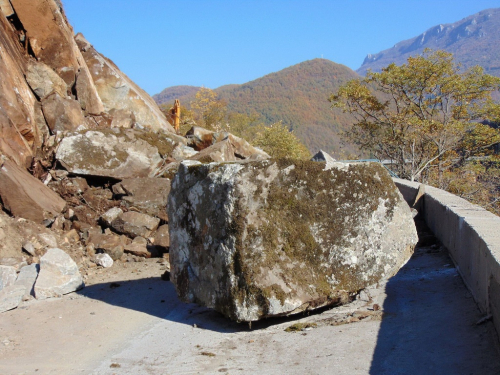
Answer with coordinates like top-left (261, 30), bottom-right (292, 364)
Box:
top-left (393, 178), bottom-right (500, 338)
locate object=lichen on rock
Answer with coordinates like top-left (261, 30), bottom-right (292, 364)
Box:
top-left (168, 159), bottom-right (418, 322)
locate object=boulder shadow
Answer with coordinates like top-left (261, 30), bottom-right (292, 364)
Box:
top-left (76, 275), bottom-right (337, 334)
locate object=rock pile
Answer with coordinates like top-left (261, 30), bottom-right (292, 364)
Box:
top-left (168, 159), bottom-right (418, 322)
top-left (0, 0), bottom-right (270, 314)
top-left (0, 0), bottom-right (417, 325)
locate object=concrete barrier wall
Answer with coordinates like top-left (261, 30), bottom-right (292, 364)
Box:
top-left (393, 178), bottom-right (500, 336)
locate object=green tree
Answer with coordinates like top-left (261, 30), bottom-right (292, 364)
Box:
top-left (329, 50), bottom-right (500, 183)
top-left (254, 122), bottom-right (311, 160)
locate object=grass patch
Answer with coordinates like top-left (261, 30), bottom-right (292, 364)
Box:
top-left (284, 322), bottom-right (318, 332)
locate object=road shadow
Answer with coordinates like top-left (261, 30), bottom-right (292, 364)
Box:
top-left (369, 240), bottom-right (500, 374)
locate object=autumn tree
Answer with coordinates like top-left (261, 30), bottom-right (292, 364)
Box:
top-left (190, 87), bottom-right (227, 132)
top-left (254, 122), bottom-right (311, 160)
top-left (329, 50), bottom-right (500, 183)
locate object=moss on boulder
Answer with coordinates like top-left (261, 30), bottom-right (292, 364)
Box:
top-left (168, 159), bottom-right (418, 322)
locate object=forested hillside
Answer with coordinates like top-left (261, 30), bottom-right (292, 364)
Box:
top-left (155, 59), bottom-right (360, 156)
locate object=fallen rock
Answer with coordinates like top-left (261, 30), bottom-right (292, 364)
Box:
top-left (38, 233), bottom-right (58, 248)
top-left (168, 159), bottom-right (418, 322)
top-left (0, 285), bottom-right (26, 313)
top-left (227, 134), bottom-right (269, 160)
top-left (186, 126), bottom-right (226, 151)
top-left (0, 265), bottom-right (17, 291)
top-left (34, 248), bottom-right (84, 299)
top-left (0, 159), bottom-right (66, 223)
top-left (94, 253), bottom-right (113, 268)
top-left (15, 264), bottom-right (39, 298)
top-left (41, 93), bottom-right (86, 134)
top-left (171, 144), bottom-right (198, 161)
top-left (111, 211), bottom-right (160, 239)
top-left (22, 242), bottom-right (36, 256)
top-left (186, 127), bottom-right (269, 160)
top-left (55, 129), bottom-right (164, 179)
top-left (153, 224), bottom-right (170, 252)
top-left (109, 109), bottom-right (135, 129)
top-left (26, 60), bottom-right (68, 99)
top-left (189, 139), bottom-right (237, 163)
top-left (100, 207), bottom-right (123, 227)
top-left (112, 178), bottom-right (170, 220)
top-left (0, 257), bottom-right (27, 270)
top-left (87, 230), bottom-right (127, 261)
top-left (0, 0), bottom-right (14, 16)
top-left (124, 242), bottom-right (151, 258)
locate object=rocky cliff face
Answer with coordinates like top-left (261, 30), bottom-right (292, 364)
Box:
top-left (0, 0), bottom-right (173, 170)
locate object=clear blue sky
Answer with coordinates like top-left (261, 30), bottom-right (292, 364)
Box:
top-left (63, 1), bottom-right (500, 95)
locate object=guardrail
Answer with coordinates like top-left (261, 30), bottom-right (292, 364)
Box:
top-left (393, 178), bottom-right (500, 339)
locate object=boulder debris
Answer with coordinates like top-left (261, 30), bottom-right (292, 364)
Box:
top-left (34, 248), bottom-right (84, 300)
top-left (168, 159), bottom-right (418, 322)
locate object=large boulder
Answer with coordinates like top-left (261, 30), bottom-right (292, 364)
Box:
top-left (55, 129), bottom-right (165, 179)
top-left (168, 159), bottom-right (418, 322)
top-left (0, 159), bottom-right (66, 223)
top-left (34, 248), bottom-right (84, 299)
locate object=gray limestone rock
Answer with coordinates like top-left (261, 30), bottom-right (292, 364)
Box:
top-left (22, 241), bottom-right (36, 256)
top-left (168, 159), bottom-right (418, 322)
top-left (100, 207), bottom-right (123, 227)
top-left (34, 248), bottom-right (84, 300)
top-left (94, 253), bottom-right (113, 268)
top-left (0, 265), bottom-right (17, 291)
top-left (0, 285), bottom-right (26, 313)
top-left (15, 264), bottom-right (39, 298)
top-left (55, 129), bottom-right (164, 179)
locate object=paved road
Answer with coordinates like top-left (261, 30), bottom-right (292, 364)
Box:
top-left (1, 244), bottom-right (499, 374)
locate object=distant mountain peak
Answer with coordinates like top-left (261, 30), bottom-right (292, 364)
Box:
top-left (358, 8), bottom-right (500, 77)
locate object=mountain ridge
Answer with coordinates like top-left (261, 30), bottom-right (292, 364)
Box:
top-left (357, 8), bottom-right (500, 76)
